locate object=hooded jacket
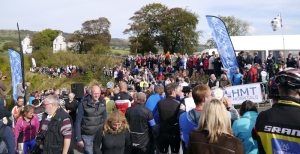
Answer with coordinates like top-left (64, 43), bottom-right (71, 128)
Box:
top-left (179, 109), bottom-right (201, 147)
top-left (232, 111), bottom-right (258, 154)
top-left (14, 114), bottom-right (39, 145)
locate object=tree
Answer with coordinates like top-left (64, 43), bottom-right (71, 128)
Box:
top-left (158, 8), bottom-right (201, 54)
top-left (218, 15), bottom-right (251, 36)
top-left (125, 3), bottom-right (168, 54)
top-left (69, 17), bottom-right (111, 54)
top-left (31, 29), bottom-right (60, 51)
top-left (89, 43), bottom-right (111, 55)
top-left (2, 41), bottom-right (19, 51)
top-left (205, 38), bottom-right (215, 48)
top-left (124, 3), bottom-right (201, 54)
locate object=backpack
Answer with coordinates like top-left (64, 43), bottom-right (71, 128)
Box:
top-left (0, 124), bottom-right (9, 154)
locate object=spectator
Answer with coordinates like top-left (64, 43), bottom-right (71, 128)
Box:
top-left (14, 105), bottom-right (39, 154)
top-left (104, 89), bottom-right (116, 118)
top-left (101, 110), bottom-right (131, 154)
top-left (28, 92), bottom-right (35, 105)
top-left (0, 99), bottom-right (12, 127)
top-left (245, 51), bottom-right (254, 65)
top-left (208, 54), bottom-right (215, 75)
top-left (32, 99), bottom-right (44, 121)
top-left (187, 98), bottom-right (244, 154)
top-left (157, 83), bottom-right (182, 154)
top-left (207, 74), bottom-right (219, 90)
top-left (179, 84), bottom-right (211, 148)
top-left (0, 71), bottom-right (7, 103)
top-left (126, 92), bottom-right (157, 154)
top-left (253, 51), bottom-right (262, 66)
top-left (286, 53), bottom-right (297, 68)
top-left (76, 86), bottom-right (107, 154)
top-left (211, 89), bottom-right (240, 123)
top-left (213, 54), bottom-right (222, 78)
top-left (17, 81), bottom-right (25, 97)
top-left (38, 95), bottom-right (72, 154)
top-left (232, 100), bottom-right (258, 154)
top-left (65, 93), bottom-right (78, 125)
top-left (156, 72), bottom-right (165, 80)
top-left (114, 82), bottom-right (133, 114)
top-left (276, 51), bottom-right (285, 66)
top-left (237, 51), bottom-right (246, 74)
top-left (232, 68), bottom-right (243, 85)
top-left (219, 74), bottom-right (232, 89)
top-left (0, 108), bottom-right (15, 154)
top-left (180, 86), bottom-right (195, 112)
top-left (253, 69), bottom-right (300, 153)
top-left (12, 96), bottom-right (24, 122)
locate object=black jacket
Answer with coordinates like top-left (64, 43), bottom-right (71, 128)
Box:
top-left (253, 96), bottom-right (300, 154)
top-left (125, 103), bottom-right (156, 149)
top-left (40, 108), bottom-right (72, 154)
top-left (81, 98), bottom-right (106, 135)
top-left (65, 99), bottom-right (78, 123)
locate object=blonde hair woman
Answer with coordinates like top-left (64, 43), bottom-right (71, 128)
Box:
top-left (187, 98), bottom-right (244, 154)
top-left (101, 110), bottom-right (131, 154)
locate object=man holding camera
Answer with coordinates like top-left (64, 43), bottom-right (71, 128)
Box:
top-left (33, 95), bottom-right (72, 154)
top-left (0, 71), bottom-right (7, 102)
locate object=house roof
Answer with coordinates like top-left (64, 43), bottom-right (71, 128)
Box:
top-left (230, 35), bottom-right (300, 51)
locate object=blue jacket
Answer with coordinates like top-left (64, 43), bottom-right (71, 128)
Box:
top-left (232, 73), bottom-right (243, 85)
top-left (232, 111), bottom-right (258, 154)
top-left (145, 93), bottom-right (164, 124)
top-left (0, 122), bottom-right (15, 154)
top-left (179, 109), bottom-right (201, 148)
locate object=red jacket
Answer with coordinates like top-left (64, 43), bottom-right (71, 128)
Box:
top-left (249, 67), bottom-right (258, 83)
top-left (193, 57), bottom-right (198, 66)
top-left (156, 74), bottom-right (165, 80)
top-left (188, 57), bottom-right (193, 68)
top-left (203, 59), bottom-right (209, 70)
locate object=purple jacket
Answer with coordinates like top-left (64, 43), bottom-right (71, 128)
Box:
top-left (14, 114), bottom-right (39, 145)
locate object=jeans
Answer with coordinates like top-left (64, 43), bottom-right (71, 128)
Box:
top-left (82, 134), bottom-right (95, 154)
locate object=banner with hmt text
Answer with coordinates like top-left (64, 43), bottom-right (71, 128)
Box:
top-left (206, 15), bottom-right (239, 80)
top-left (224, 83), bottom-right (263, 105)
top-left (8, 49), bottom-right (23, 102)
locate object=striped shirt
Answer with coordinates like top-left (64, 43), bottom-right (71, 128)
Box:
top-left (40, 116), bottom-right (72, 148)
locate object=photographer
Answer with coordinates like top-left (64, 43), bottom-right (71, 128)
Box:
top-left (31, 95), bottom-right (72, 154)
top-left (0, 71), bottom-right (7, 102)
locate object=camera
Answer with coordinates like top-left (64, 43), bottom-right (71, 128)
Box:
top-left (28, 133), bottom-right (45, 154)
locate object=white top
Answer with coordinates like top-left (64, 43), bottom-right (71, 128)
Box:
top-left (114, 71), bottom-right (118, 78)
top-left (184, 97), bottom-right (196, 112)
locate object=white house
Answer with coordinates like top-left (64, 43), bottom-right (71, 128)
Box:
top-left (53, 32), bottom-right (78, 53)
top-left (21, 35), bottom-right (33, 54)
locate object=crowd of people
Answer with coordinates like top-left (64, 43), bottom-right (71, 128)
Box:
top-left (0, 50), bottom-right (300, 154)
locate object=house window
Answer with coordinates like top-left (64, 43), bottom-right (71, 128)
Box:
top-left (60, 44), bottom-right (62, 50)
top-left (55, 44), bottom-right (56, 49)
top-left (56, 39), bottom-right (58, 42)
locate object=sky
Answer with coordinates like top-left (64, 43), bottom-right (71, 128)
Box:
top-left (1, 0), bottom-right (300, 44)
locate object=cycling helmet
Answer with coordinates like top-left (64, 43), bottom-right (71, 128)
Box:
top-left (275, 68), bottom-right (300, 89)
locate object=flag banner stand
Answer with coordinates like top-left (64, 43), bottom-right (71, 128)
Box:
top-left (206, 15), bottom-right (239, 80)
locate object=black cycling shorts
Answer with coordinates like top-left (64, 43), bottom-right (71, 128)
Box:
top-left (159, 133), bottom-right (181, 153)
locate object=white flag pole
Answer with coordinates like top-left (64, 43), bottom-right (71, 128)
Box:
top-left (280, 13), bottom-right (286, 52)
